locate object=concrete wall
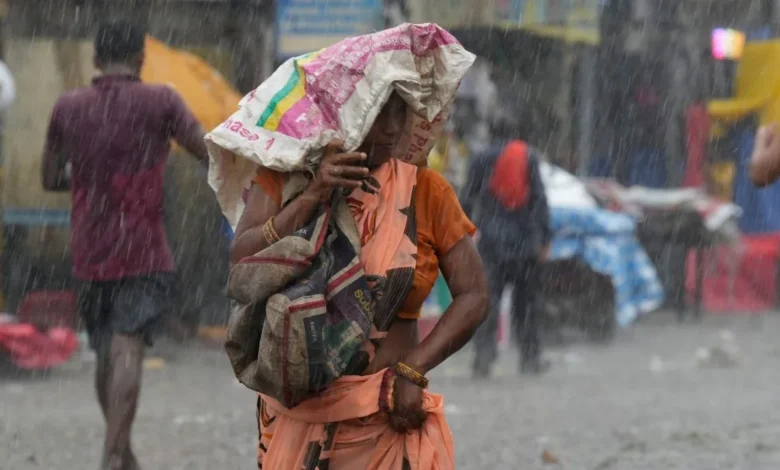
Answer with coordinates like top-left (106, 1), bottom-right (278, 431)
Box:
top-left (3, 39), bottom-right (92, 264)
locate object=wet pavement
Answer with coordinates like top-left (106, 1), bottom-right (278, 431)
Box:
top-left (3, 311), bottom-right (780, 469)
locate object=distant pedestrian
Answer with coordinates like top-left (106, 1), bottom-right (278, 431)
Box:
top-left (462, 117), bottom-right (552, 378)
top-left (41, 21), bottom-right (208, 470)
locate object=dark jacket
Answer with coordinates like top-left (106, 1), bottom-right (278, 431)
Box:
top-left (461, 141), bottom-right (552, 261)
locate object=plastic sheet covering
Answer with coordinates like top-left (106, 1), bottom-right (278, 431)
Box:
top-left (539, 162), bottom-right (598, 209)
top-left (549, 207), bottom-right (664, 327)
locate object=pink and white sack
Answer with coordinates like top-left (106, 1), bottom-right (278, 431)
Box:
top-left (205, 23), bottom-right (475, 228)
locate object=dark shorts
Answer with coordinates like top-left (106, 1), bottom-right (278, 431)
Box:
top-left (78, 273), bottom-right (177, 352)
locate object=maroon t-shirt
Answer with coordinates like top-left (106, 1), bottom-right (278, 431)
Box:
top-left (45, 74), bottom-right (202, 281)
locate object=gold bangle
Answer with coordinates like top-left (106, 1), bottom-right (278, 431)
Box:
top-left (395, 362), bottom-right (429, 389)
top-left (266, 216), bottom-right (281, 242)
top-left (262, 220), bottom-right (277, 246)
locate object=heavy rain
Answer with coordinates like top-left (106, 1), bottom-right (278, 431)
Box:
top-left (2, 1), bottom-right (780, 469)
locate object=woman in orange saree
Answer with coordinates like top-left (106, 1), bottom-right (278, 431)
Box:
top-left (231, 92), bottom-right (489, 469)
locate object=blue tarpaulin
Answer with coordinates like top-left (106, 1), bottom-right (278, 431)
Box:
top-left (549, 207), bottom-right (665, 327)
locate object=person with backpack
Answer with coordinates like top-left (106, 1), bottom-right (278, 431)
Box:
top-left (461, 117), bottom-right (552, 378)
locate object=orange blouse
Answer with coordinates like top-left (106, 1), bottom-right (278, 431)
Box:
top-left (252, 166), bottom-right (475, 319)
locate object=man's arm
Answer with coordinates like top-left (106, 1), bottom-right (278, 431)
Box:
top-left (166, 89), bottom-right (209, 165)
top-left (459, 151), bottom-right (488, 220)
top-left (750, 124), bottom-right (780, 187)
top-left (41, 103), bottom-right (69, 192)
top-left (527, 152), bottom-right (552, 255)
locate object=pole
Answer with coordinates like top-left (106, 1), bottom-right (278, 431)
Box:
top-left (0, 0), bottom-right (7, 312)
top-left (576, 46), bottom-right (595, 177)
top-left (227, 0), bottom-right (275, 94)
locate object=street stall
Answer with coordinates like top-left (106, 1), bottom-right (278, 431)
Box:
top-left (585, 181), bottom-right (743, 317)
top-left (703, 37), bottom-right (780, 313)
top-left (541, 164), bottom-right (664, 340)
top-left (604, 27), bottom-right (780, 318)
top-left (419, 161), bottom-right (665, 344)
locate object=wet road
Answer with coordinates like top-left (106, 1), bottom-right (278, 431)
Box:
top-left (3, 312), bottom-right (780, 469)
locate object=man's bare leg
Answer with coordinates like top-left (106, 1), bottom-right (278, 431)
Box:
top-left (95, 340), bottom-right (111, 417)
top-left (100, 334), bottom-right (144, 470)
top-left (96, 341), bottom-right (141, 470)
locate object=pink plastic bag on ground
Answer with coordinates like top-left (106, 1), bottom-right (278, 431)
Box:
top-left (0, 324), bottom-right (78, 369)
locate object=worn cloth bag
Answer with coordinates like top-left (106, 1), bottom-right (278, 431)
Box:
top-left (226, 161), bottom-right (418, 408)
top-left (225, 182), bottom-right (374, 407)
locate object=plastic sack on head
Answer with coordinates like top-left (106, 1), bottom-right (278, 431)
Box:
top-left (205, 23), bottom-right (476, 229)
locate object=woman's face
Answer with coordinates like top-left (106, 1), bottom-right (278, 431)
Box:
top-left (358, 92), bottom-right (408, 169)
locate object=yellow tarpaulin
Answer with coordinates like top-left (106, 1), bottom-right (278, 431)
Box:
top-left (708, 41), bottom-right (780, 128)
top-left (141, 37), bottom-right (241, 131)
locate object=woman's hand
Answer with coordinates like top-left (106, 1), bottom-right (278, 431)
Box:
top-left (750, 124), bottom-right (780, 187)
top-left (305, 140), bottom-right (369, 200)
top-left (389, 377), bottom-right (427, 433)
top-left (231, 140), bottom-right (366, 262)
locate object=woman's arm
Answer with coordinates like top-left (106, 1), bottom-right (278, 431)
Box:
top-left (403, 236), bottom-right (489, 375)
top-left (387, 235), bottom-right (488, 432)
top-left (459, 151), bottom-right (488, 220)
top-left (230, 143), bottom-right (368, 263)
top-left (230, 183), bottom-right (326, 263)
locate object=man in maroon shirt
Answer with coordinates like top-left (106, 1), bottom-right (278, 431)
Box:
top-left (42, 21), bottom-right (208, 470)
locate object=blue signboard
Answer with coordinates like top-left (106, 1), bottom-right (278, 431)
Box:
top-left (276, 0), bottom-right (384, 59)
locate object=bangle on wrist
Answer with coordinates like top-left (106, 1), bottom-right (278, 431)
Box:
top-left (394, 362), bottom-right (429, 389)
top-left (262, 216), bottom-right (281, 245)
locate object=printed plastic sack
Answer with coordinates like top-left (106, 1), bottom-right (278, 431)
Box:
top-left (206, 23), bottom-right (475, 229)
